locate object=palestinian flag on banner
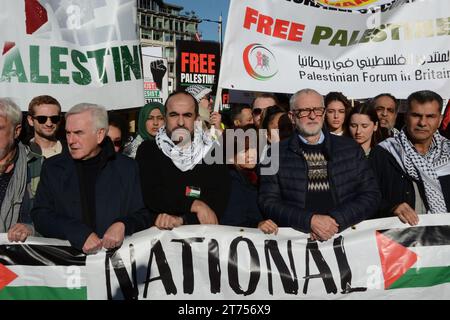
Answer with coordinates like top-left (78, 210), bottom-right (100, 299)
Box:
top-left (376, 226), bottom-right (450, 290)
top-left (0, 243), bottom-right (87, 300)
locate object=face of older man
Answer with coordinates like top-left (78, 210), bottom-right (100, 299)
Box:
top-left (406, 99), bottom-right (442, 146)
top-left (66, 111), bottom-right (105, 160)
top-left (165, 93), bottom-right (198, 145)
top-left (375, 96), bottom-right (397, 130)
top-left (0, 116), bottom-right (20, 161)
top-left (290, 92), bottom-right (325, 140)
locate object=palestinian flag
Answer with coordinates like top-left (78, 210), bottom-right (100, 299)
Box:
top-left (376, 225), bottom-right (450, 290)
top-left (185, 186), bottom-right (201, 199)
top-left (0, 243), bottom-right (87, 300)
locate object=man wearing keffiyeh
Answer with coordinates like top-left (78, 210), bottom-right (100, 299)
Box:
top-left (136, 91), bottom-right (230, 230)
top-left (370, 90), bottom-right (450, 225)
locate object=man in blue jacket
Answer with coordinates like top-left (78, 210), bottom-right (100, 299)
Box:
top-left (32, 103), bottom-right (150, 254)
top-left (259, 89), bottom-right (380, 241)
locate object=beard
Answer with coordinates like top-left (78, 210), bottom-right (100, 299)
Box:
top-left (297, 124), bottom-right (322, 137)
top-left (169, 127), bottom-right (193, 147)
top-left (35, 127), bottom-right (57, 140)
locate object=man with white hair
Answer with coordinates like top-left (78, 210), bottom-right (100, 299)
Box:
top-left (0, 98), bottom-right (42, 242)
top-left (259, 89), bottom-right (380, 241)
top-left (32, 103), bottom-right (150, 254)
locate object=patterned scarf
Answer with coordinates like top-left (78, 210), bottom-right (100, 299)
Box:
top-left (379, 130), bottom-right (450, 214)
top-left (156, 122), bottom-right (214, 172)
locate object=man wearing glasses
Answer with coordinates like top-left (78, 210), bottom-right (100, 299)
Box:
top-left (259, 88), bottom-right (380, 241)
top-left (27, 95), bottom-right (64, 158)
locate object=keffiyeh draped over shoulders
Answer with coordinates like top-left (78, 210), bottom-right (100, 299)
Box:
top-left (156, 122), bottom-right (215, 172)
top-left (379, 130), bottom-right (450, 214)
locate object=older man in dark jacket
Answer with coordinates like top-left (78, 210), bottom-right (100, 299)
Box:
top-left (259, 89), bottom-right (380, 241)
top-left (32, 103), bottom-right (150, 253)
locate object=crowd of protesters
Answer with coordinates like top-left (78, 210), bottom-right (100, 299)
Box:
top-left (1, 85), bottom-right (449, 254)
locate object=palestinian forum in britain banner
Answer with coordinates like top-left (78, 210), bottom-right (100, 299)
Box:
top-left (0, 0), bottom-right (145, 111)
top-left (219, 0), bottom-right (450, 99)
top-left (1, 214), bottom-right (450, 300)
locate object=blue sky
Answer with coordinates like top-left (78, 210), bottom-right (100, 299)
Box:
top-left (166, 0), bottom-right (230, 42)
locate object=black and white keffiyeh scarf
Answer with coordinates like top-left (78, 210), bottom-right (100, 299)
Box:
top-left (379, 130), bottom-right (450, 214)
top-left (156, 122), bottom-right (214, 172)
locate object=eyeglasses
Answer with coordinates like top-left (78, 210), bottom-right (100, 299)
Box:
top-left (33, 115), bottom-right (61, 124)
top-left (291, 107), bottom-right (325, 119)
top-left (252, 108), bottom-right (263, 116)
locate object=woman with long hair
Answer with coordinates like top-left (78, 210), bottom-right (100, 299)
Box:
top-left (348, 102), bottom-right (389, 157)
top-left (324, 92), bottom-right (352, 136)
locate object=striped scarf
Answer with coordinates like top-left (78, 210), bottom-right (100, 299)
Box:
top-left (379, 130), bottom-right (450, 214)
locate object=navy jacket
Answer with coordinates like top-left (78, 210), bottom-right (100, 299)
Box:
top-left (31, 139), bottom-right (150, 250)
top-left (221, 168), bottom-right (263, 228)
top-left (258, 130), bottom-right (381, 233)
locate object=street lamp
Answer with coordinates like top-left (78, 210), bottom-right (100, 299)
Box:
top-left (200, 15), bottom-right (223, 55)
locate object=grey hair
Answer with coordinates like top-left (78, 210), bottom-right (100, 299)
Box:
top-left (289, 89), bottom-right (324, 110)
top-left (0, 98), bottom-right (23, 127)
top-left (66, 103), bottom-right (108, 132)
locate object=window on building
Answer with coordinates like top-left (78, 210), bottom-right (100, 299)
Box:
top-left (153, 31), bottom-right (163, 41)
top-left (164, 34), bottom-right (173, 42)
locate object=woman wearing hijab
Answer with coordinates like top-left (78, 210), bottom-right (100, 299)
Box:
top-left (123, 102), bottom-right (165, 158)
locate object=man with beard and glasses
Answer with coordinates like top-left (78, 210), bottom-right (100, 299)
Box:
top-left (259, 89), bottom-right (380, 241)
top-left (0, 98), bottom-right (43, 243)
top-left (27, 95), bottom-right (64, 158)
top-left (136, 91), bottom-right (230, 229)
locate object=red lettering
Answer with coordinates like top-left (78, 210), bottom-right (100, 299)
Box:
top-left (243, 7), bottom-right (258, 30)
top-left (273, 19), bottom-right (290, 39)
top-left (257, 14), bottom-right (273, 35)
top-left (208, 54), bottom-right (215, 74)
top-left (181, 52), bottom-right (189, 72)
top-left (199, 54), bottom-right (208, 73)
top-left (288, 23), bottom-right (305, 42)
top-left (241, 6), bottom-right (305, 42)
top-left (222, 93), bottom-right (229, 104)
top-left (190, 53), bottom-right (199, 73)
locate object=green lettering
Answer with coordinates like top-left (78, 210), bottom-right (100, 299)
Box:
top-left (71, 50), bottom-right (91, 85)
top-left (111, 47), bottom-right (123, 82)
top-left (329, 30), bottom-right (348, 46)
top-left (358, 28), bottom-right (375, 43)
top-left (311, 26), bottom-right (333, 45)
top-left (121, 45), bottom-right (142, 81)
top-left (87, 48), bottom-right (108, 84)
top-left (347, 30), bottom-right (360, 46)
top-left (436, 17), bottom-right (450, 36)
top-left (371, 27), bottom-right (387, 42)
top-left (30, 45), bottom-right (49, 83)
top-left (51, 46), bottom-right (70, 84)
top-left (1, 48), bottom-right (28, 83)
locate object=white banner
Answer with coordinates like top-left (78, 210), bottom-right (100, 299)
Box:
top-left (1, 215), bottom-right (450, 300)
top-left (0, 0), bottom-right (145, 111)
top-left (219, 0), bottom-right (450, 98)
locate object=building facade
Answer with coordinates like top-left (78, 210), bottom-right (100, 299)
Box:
top-left (137, 0), bottom-right (200, 91)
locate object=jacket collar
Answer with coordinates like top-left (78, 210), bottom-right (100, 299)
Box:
top-left (288, 129), bottom-right (333, 160)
